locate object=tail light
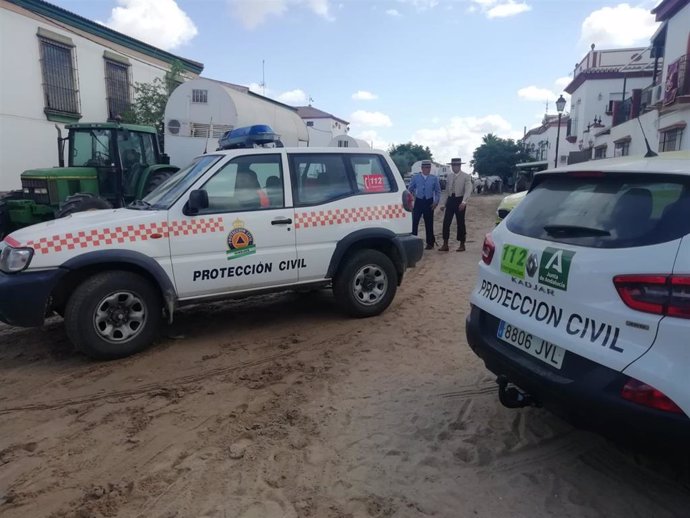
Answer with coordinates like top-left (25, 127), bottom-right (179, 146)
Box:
top-left (613, 275), bottom-right (690, 319)
top-left (621, 378), bottom-right (684, 414)
top-left (402, 190), bottom-right (414, 212)
top-left (482, 233), bottom-right (495, 265)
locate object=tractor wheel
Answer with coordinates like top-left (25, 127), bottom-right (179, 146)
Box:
top-left (56, 193), bottom-right (112, 218)
top-left (143, 171), bottom-right (175, 196)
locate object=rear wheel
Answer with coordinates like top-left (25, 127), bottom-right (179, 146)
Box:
top-left (333, 249), bottom-right (397, 317)
top-left (143, 171), bottom-right (175, 196)
top-left (0, 190), bottom-right (25, 239)
top-left (56, 193), bottom-right (112, 218)
top-left (64, 271), bottom-right (162, 360)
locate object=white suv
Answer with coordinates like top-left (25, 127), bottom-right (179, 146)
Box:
top-left (0, 148), bottom-right (423, 359)
top-left (467, 152), bottom-right (690, 445)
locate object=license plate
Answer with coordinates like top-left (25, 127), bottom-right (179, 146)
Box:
top-left (497, 320), bottom-right (565, 369)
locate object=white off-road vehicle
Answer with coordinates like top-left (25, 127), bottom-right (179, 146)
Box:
top-left (0, 147), bottom-right (423, 359)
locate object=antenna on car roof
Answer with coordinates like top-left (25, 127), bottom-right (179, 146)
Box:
top-left (203, 117), bottom-right (213, 154)
top-left (637, 118), bottom-right (658, 158)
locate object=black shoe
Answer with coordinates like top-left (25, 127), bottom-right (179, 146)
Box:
top-left (425, 244), bottom-right (434, 250)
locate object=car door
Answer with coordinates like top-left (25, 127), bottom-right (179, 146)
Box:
top-left (169, 152), bottom-right (297, 300)
top-left (289, 152), bottom-right (401, 283)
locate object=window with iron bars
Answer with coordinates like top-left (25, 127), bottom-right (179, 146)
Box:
top-left (38, 37), bottom-right (80, 116)
top-left (192, 89), bottom-right (208, 103)
top-left (105, 59), bottom-right (131, 121)
top-left (614, 141), bottom-right (630, 157)
top-left (659, 128), bottom-right (684, 152)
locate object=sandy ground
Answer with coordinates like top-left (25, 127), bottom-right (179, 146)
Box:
top-left (1, 194), bottom-right (689, 518)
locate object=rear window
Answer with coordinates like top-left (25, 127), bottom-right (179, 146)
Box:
top-left (506, 173), bottom-right (690, 248)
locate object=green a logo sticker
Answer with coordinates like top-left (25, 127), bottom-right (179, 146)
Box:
top-left (538, 247), bottom-right (575, 290)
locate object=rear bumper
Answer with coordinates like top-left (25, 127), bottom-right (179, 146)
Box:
top-left (0, 269), bottom-right (66, 327)
top-left (465, 304), bottom-right (690, 448)
top-left (395, 234), bottom-right (424, 268)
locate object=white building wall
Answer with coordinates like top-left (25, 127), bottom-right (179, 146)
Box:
top-left (594, 109), bottom-right (659, 158)
top-left (0, 3), bottom-right (190, 190)
top-left (663, 4), bottom-right (689, 65)
top-left (570, 76), bottom-right (653, 146)
top-left (164, 79), bottom-right (236, 166)
top-left (524, 120), bottom-right (579, 167)
top-left (304, 117), bottom-right (348, 146)
top-left (165, 78), bottom-right (309, 167)
top-left (656, 3), bottom-right (689, 152)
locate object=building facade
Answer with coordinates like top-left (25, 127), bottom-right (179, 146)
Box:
top-left (295, 106), bottom-right (349, 147)
top-left (0, 0), bottom-right (203, 190)
top-left (164, 78), bottom-right (309, 167)
top-left (568, 0), bottom-right (689, 161)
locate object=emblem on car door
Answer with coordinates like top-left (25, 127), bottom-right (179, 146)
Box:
top-left (227, 219), bottom-right (256, 260)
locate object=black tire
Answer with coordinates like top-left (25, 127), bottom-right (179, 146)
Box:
top-left (333, 249), bottom-right (398, 318)
top-left (57, 193), bottom-right (112, 218)
top-left (64, 271), bottom-right (162, 360)
top-left (0, 190), bottom-right (25, 239)
top-left (143, 171), bottom-right (175, 196)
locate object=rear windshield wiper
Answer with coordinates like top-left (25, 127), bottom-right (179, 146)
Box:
top-left (543, 224), bottom-right (611, 237)
top-left (128, 199), bottom-right (154, 210)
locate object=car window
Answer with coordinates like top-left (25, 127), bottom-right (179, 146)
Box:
top-left (198, 154), bottom-right (283, 213)
top-left (143, 154), bottom-right (222, 209)
top-left (289, 154), bottom-right (355, 206)
top-left (347, 154), bottom-right (394, 194)
top-left (506, 173), bottom-right (690, 248)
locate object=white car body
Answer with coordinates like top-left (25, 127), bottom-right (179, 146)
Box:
top-left (466, 151), bottom-right (690, 446)
top-left (0, 148), bottom-right (423, 359)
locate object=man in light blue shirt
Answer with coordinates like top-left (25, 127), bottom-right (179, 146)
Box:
top-left (408, 160), bottom-right (441, 249)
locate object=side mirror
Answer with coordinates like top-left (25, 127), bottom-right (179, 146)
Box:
top-left (160, 153), bottom-right (171, 165)
top-left (185, 189), bottom-right (209, 215)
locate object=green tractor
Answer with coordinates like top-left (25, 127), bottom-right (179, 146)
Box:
top-left (0, 122), bottom-right (179, 237)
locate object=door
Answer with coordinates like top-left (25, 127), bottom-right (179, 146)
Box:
top-left (169, 152), bottom-right (297, 300)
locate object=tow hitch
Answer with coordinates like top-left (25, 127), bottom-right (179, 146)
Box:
top-left (497, 375), bottom-right (538, 409)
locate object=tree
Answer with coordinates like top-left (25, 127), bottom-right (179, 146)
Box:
top-left (388, 142), bottom-right (432, 174)
top-left (123, 60), bottom-right (184, 150)
top-left (471, 134), bottom-right (529, 184)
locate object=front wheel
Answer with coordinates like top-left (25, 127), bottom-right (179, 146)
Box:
top-left (333, 249), bottom-right (398, 318)
top-left (64, 271), bottom-right (162, 360)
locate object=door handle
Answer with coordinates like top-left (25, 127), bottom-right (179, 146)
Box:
top-left (271, 217), bottom-right (293, 225)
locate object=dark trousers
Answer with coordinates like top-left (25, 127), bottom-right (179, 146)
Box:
top-left (442, 196), bottom-right (466, 243)
top-left (412, 197), bottom-right (435, 246)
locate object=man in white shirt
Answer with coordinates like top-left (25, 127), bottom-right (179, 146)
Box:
top-left (438, 158), bottom-right (473, 252)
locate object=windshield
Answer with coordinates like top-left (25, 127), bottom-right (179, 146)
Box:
top-left (71, 129), bottom-right (112, 167)
top-left (507, 173), bottom-right (690, 248)
top-left (142, 155), bottom-right (222, 209)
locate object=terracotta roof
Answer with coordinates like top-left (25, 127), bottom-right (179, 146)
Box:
top-left (295, 106), bottom-right (349, 125)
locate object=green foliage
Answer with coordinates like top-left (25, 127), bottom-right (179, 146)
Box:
top-left (388, 142), bottom-right (433, 174)
top-left (122, 60), bottom-right (184, 150)
top-left (471, 134), bottom-right (530, 183)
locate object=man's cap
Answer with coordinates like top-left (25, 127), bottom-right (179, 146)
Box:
top-left (450, 158), bottom-right (464, 165)
top-left (421, 160), bottom-right (432, 167)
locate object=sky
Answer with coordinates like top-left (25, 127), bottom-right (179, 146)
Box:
top-left (51, 0), bottom-right (662, 163)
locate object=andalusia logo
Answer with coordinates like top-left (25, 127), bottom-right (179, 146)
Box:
top-left (227, 219), bottom-right (256, 260)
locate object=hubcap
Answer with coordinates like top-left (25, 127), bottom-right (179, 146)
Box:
top-left (353, 264), bottom-right (388, 306)
top-left (93, 291), bottom-right (146, 343)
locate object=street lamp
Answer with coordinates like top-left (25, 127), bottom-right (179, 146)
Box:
top-left (554, 94), bottom-right (566, 168)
